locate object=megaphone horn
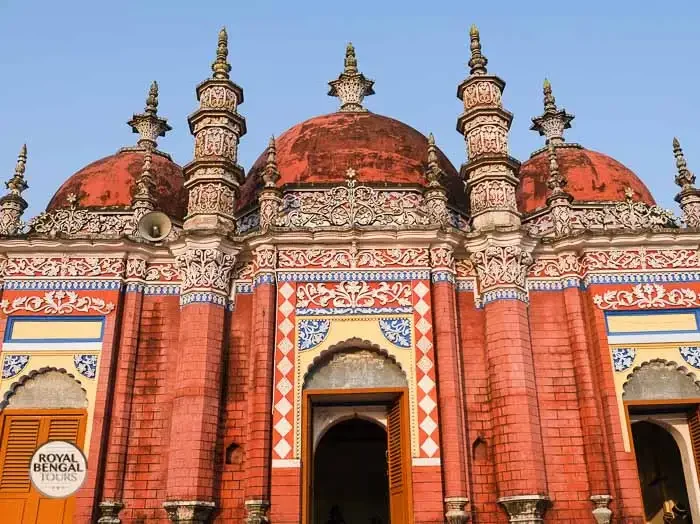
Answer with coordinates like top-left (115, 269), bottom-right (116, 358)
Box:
top-left (137, 211), bottom-right (172, 242)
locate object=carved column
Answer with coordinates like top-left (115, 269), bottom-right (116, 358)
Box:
top-left (466, 233), bottom-right (550, 523)
top-left (0, 144), bottom-right (29, 236)
top-left (456, 26), bottom-right (520, 231)
top-left (98, 256), bottom-right (148, 523)
top-left (430, 246), bottom-right (470, 522)
top-left (183, 28), bottom-right (246, 232)
top-left (243, 245), bottom-right (277, 523)
top-left (164, 239), bottom-right (237, 523)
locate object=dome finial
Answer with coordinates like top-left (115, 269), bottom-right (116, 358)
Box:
top-left (127, 81), bottom-right (172, 150)
top-left (328, 42), bottom-right (375, 112)
top-left (673, 137), bottom-right (696, 190)
top-left (530, 78), bottom-right (574, 145)
top-left (0, 144), bottom-right (29, 235)
top-left (212, 27), bottom-right (231, 79)
top-left (263, 136), bottom-right (281, 188)
top-left (425, 133), bottom-right (444, 188)
top-left (468, 25), bottom-right (488, 75)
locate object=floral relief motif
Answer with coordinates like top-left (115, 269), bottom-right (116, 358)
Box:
top-left (73, 354), bottom-right (98, 379)
top-left (126, 258), bottom-right (147, 279)
top-left (199, 85), bottom-right (237, 112)
top-left (28, 195), bottom-right (134, 237)
top-left (469, 179), bottom-right (517, 215)
top-left (194, 127), bottom-right (238, 163)
top-left (277, 247), bottom-right (430, 269)
top-left (462, 80), bottom-right (502, 110)
top-left (679, 346), bottom-right (700, 369)
top-left (582, 249), bottom-right (700, 272)
top-left (297, 319), bottom-right (331, 351)
top-left (612, 348), bottom-right (636, 372)
top-left (297, 281), bottom-right (412, 310)
top-left (176, 248), bottom-right (236, 293)
top-left (455, 258), bottom-right (476, 277)
top-left (379, 318), bottom-right (411, 348)
top-left (470, 245), bottom-right (533, 291)
top-left (144, 263), bottom-right (180, 282)
top-left (5, 256), bottom-right (126, 278)
top-left (275, 169), bottom-right (430, 229)
top-left (429, 247), bottom-right (454, 270)
top-left (593, 284), bottom-right (700, 310)
top-left (254, 247), bottom-right (276, 272)
top-left (0, 291), bottom-right (115, 314)
top-left (187, 182), bottom-right (235, 216)
top-left (529, 254), bottom-right (581, 278)
top-left (2, 354), bottom-right (30, 379)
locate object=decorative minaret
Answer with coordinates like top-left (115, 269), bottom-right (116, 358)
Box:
top-left (183, 27), bottom-right (247, 232)
top-left (328, 42), bottom-right (375, 112)
top-left (423, 133), bottom-right (450, 227)
top-left (530, 79), bottom-right (574, 145)
top-left (258, 136), bottom-right (282, 231)
top-left (457, 25), bottom-right (520, 230)
top-left (673, 137), bottom-right (700, 228)
top-left (127, 81), bottom-right (171, 224)
top-left (545, 141), bottom-right (574, 237)
top-left (0, 144), bottom-right (29, 235)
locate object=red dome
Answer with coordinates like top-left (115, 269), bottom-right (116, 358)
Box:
top-left (47, 150), bottom-right (187, 218)
top-left (239, 112), bottom-right (466, 211)
top-left (518, 146), bottom-right (655, 214)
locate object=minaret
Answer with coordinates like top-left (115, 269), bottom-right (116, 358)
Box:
top-left (328, 42), bottom-right (375, 112)
top-left (456, 25), bottom-right (520, 230)
top-left (423, 133), bottom-right (450, 226)
top-left (530, 78), bottom-right (574, 145)
top-left (183, 27), bottom-right (247, 231)
top-left (673, 137), bottom-right (700, 227)
top-left (0, 144), bottom-right (29, 235)
top-left (127, 81), bottom-right (172, 223)
top-left (258, 136), bottom-right (282, 231)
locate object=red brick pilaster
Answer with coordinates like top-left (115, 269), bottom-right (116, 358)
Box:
top-left (484, 298), bottom-right (547, 498)
top-left (431, 262), bottom-right (470, 519)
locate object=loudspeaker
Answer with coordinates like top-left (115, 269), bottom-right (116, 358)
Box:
top-left (137, 211), bottom-right (172, 242)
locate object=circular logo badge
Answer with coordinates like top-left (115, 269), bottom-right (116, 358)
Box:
top-left (29, 441), bottom-right (87, 498)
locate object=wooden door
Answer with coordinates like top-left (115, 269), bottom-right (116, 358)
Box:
top-left (301, 394), bottom-right (313, 524)
top-left (387, 394), bottom-right (412, 524)
top-left (0, 409), bottom-right (86, 524)
top-left (689, 404), bottom-right (700, 481)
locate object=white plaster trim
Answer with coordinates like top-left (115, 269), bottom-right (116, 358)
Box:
top-left (1, 342), bottom-right (102, 351)
top-left (630, 413), bottom-right (700, 522)
top-left (608, 333), bottom-right (700, 344)
top-left (271, 459), bottom-right (300, 469)
top-left (411, 457), bottom-right (441, 467)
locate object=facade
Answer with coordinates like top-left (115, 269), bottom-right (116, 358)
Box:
top-left (1, 25), bottom-right (700, 524)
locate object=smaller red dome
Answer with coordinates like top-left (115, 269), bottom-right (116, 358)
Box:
top-left (47, 150), bottom-right (187, 218)
top-left (518, 146), bottom-right (655, 214)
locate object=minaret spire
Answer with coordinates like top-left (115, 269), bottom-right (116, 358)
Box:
top-left (457, 25), bottom-right (520, 230)
top-left (183, 27), bottom-right (247, 231)
top-left (259, 136), bottom-right (283, 231)
top-left (128, 81), bottom-right (172, 223)
top-left (673, 137), bottom-right (700, 227)
top-left (545, 141), bottom-right (574, 237)
top-left (423, 133), bottom-right (449, 226)
top-left (328, 42), bottom-right (375, 112)
top-left (0, 144), bottom-right (29, 235)
top-left (530, 78), bottom-right (574, 145)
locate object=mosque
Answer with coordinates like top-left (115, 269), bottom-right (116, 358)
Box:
top-left (0, 24), bottom-right (699, 524)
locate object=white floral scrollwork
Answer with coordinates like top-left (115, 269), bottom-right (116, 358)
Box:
top-left (126, 258), bottom-right (147, 279)
top-left (277, 247), bottom-right (430, 269)
top-left (176, 248), bottom-right (236, 293)
top-left (254, 247), bottom-right (276, 272)
top-left (298, 319), bottom-right (331, 351)
top-left (297, 281), bottom-right (412, 310)
top-left (593, 284), bottom-right (700, 310)
top-left (470, 245), bottom-right (533, 291)
top-left (144, 263), bottom-right (180, 282)
top-left (582, 249), bottom-right (700, 272)
top-left (462, 80), bottom-right (502, 110)
top-left (455, 258), bottom-right (476, 278)
top-left (470, 179), bottom-right (517, 215)
top-left (275, 170), bottom-right (430, 229)
top-left (5, 256), bottom-right (126, 278)
top-left (529, 254), bottom-right (581, 278)
top-left (28, 195), bottom-right (133, 237)
top-left (187, 182), bottom-right (235, 217)
top-left (430, 247), bottom-right (454, 270)
top-left (379, 318), bottom-right (411, 348)
top-left (0, 291), bottom-right (115, 314)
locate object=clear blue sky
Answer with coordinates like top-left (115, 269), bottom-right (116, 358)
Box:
top-left (1, 1), bottom-right (699, 219)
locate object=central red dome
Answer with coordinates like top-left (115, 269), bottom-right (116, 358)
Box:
top-left (238, 112), bottom-right (466, 211)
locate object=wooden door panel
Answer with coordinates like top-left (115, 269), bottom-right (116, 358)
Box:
top-left (689, 404), bottom-right (700, 482)
top-left (387, 395), bottom-right (412, 524)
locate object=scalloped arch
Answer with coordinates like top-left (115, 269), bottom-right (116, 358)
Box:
top-left (622, 359), bottom-right (700, 401)
top-left (0, 366), bottom-right (88, 410)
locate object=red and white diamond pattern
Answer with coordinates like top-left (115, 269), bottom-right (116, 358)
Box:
top-left (272, 281), bottom-right (296, 463)
top-left (413, 279), bottom-right (440, 458)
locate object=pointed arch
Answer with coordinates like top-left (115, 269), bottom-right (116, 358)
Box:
top-left (0, 367), bottom-right (88, 410)
top-left (622, 359), bottom-right (700, 401)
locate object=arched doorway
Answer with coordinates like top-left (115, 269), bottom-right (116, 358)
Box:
top-left (313, 418), bottom-right (389, 524)
top-left (632, 421), bottom-right (693, 522)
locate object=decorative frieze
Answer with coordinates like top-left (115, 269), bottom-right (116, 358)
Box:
top-left (470, 245), bottom-right (533, 293)
top-left (176, 248), bottom-right (236, 295)
top-left (296, 281), bottom-right (412, 312)
top-left (277, 247), bottom-right (430, 269)
top-left (187, 182), bottom-right (235, 216)
top-left (4, 256), bottom-right (126, 278)
top-left (593, 283), bottom-right (700, 310)
top-left (0, 291), bottom-right (115, 315)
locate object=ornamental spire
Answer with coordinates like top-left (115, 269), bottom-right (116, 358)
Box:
top-left (0, 144), bottom-right (29, 235)
top-left (545, 142), bottom-right (574, 237)
top-left (127, 81), bottom-right (172, 150)
top-left (425, 133), bottom-right (444, 188)
top-left (183, 27), bottom-right (247, 231)
top-left (262, 136), bottom-right (281, 188)
top-left (212, 27), bottom-right (231, 80)
top-left (530, 78), bottom-right (574, 145)
top-left (259, 137), bottom-right (283, 231)
top-left (423, 133), bottom-right (449, 227)
top-left (673, 137), bottom-right (700, 228)
top-left (546, 141), bottom-right (567, 195)
top-left (328, 42), bottom-right (375, 112)
top-left (457, 25), bottom-right (520, 230)
top-left (468, 25), bottom-right (488, 75)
